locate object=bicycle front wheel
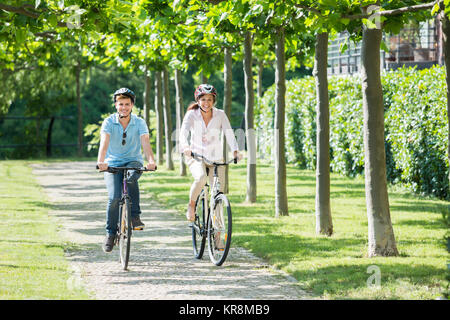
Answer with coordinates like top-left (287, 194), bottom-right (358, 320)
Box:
top-left (192, 190), bottom-right (206, 259)
top-left (207, 193), bottom-right (232, 266)
top-left (118, 198), bottom-right (132, 270)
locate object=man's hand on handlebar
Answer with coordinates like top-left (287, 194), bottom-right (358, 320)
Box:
top-left (97, 162), bottom-right (108, 171)
top-left (146, 161), bottom-right (157, 171)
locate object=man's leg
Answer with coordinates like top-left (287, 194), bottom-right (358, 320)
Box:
top-left (126, 161), bottom-right (144, 229)
top-left (103, 170), bottom-right (123, 252)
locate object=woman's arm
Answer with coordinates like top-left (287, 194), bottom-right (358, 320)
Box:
top-left (179, 111), bottom-right (192, 156)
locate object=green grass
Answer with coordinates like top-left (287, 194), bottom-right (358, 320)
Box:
top-left (1, 157), bottom-right (446, 299)
top-left (0, 161), bottom-right (90, 299)
top-left (140, 159), bottom-right (448, 300)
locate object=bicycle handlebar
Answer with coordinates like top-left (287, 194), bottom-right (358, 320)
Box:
top-left (96, 165), bottom-right (157, 173)
top-left (190, 152), bottom-right (238, 166)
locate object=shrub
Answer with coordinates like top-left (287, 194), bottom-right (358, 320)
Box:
top-left (256, 66), bottom-right (449, 199)
top-left (384, 66), bottom-right (449, 198)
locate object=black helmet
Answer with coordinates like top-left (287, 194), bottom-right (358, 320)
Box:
top-left (194, 84), bottom-right (217, 101)
top-left (113, 88), bottom-right (135, 104)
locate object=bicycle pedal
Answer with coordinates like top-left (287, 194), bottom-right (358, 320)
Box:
top-left (133, 227), bottom-right (144, 231)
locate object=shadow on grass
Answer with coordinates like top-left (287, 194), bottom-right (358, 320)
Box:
top-left (232, 230), bottom-right (445, 297)
top-left (290, 263), bottom-right (444, 298)
top-left (110, 163), bottom-right (448, 297)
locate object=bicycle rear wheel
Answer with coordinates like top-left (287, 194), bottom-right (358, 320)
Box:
top-left (207, 193), bottom-right (232, 266)
top-left (118, 198), bottom-right (132, 270)
top-left (192, 190), bottom-right (206, 259)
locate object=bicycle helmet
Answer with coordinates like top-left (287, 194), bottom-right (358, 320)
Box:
top-left (113, 87), bottom-right (136, 104)
top-left (194, 84), bottom-right (217, 101)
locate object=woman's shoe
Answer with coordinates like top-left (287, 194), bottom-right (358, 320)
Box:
top-left (186, 204), bottom-right (195, 222)
top-left (214, 232), bottom-right (225, 251)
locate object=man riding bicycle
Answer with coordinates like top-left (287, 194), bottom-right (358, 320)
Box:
top-left (97, 88), bottom-right (157, 253)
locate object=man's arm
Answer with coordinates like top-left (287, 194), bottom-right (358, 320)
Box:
top-left (97, 132), bottom-right (110, 170)
top-left (140, 134), bottom-right (157, 170)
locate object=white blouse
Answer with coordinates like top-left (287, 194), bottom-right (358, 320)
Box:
top-left (179, 107), bottom-right (239, 161)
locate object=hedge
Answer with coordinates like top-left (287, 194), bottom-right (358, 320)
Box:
top-left (255, 65), bottom-right (449, 199)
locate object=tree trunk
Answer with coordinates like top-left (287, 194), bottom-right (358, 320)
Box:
top-left (76, 61), bottom-right (83, 157)
top-left (175, 69), bottom-right (186, 176)
top-left (274, 27), bottom-right (288, 217)
top-left (243, 31), bottom-right (257, 203)
top-left (163, 69), bottom-right (174, 170)
top-left (154, 71), bottom-right (164, 165)
top-left (143, 67), bottom-right (151, 129)
top-left (361, 22), bottom-right (398, 257)
top-left (313, 32), bottom-right (333, 236)
top-left (222, 47), bottom-right (233, 193)
top-left (257, 59), bottom-right (264, 100)
top-left (441, 12), bottom-right (450, 194)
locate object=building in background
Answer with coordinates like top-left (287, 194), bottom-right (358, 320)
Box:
top-left (328, 18), bottom-right (443, 75)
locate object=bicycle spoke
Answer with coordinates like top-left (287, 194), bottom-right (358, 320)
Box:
top-left (192, 191), bottom-right (206, 259)
top-left (119, 200), bottom-right (132, 270)
top-left (207, 194), bottom-right (232, 266)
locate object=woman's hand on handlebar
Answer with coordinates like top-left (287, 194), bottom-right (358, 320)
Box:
top-left (183, 149), bottom-right (192, 158)
top-left (234, 150), bottom-right (243, 162)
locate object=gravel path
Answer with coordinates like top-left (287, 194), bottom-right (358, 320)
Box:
top-left (31, 161), bottom-right (312, 300)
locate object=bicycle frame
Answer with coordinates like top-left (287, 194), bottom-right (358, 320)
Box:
top-left (189, 152), bottom-right (236, 265)
top-left (97, 165), bottom-right (155, 269)
top-left (190, 153), bottom-right (234, 237)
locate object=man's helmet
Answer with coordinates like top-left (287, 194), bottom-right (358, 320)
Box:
top-left (113, 88), bottom-right (135, 104)
top-left (194, 84), bottom-right (217, 101)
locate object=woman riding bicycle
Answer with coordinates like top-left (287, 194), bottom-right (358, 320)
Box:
top-left (179, 84), bottom-right (241, 222)
top-left (97, 88), bottom-right (157, 253)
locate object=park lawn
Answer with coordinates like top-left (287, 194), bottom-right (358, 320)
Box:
top-left (140, 158), bottom-right (448, 300)
top-left (0, 161), bottom-right (90, 299)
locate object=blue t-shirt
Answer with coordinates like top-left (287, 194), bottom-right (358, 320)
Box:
top-left (101, 113), bottom-right (149, 167)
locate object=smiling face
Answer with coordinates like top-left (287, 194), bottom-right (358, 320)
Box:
top-left (115, 95), bottom-right (133, 118)
top-left (198, 94), bottom-right (215, 112)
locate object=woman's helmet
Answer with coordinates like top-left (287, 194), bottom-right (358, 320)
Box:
top-left (194, 84), bottom-right (217, 101)
top-left (113, 88), bottom-right (135, 104)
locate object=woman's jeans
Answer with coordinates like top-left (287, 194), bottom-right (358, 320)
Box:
top-left (104, 161), bottom-right (142, 236)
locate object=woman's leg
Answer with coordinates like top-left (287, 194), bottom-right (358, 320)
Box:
top-left (207, 164), bottom-right (226, 193)
top-left (186, 158), bottom-right (207, 220)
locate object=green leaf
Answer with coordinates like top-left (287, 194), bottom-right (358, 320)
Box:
top-left (15, 28), bottom-right (26, 44)
top-left (432, 3), bottom-right (440, 15)
top-left (380, 40), bottom-right (388, 53)
top-left (362, 18), bottom-right (378, 30)
top-left (48, 15), bottom-right (58, 28)
top-left (340, 18), bottom-right (350, 25)
top-left (339, 41), bottom-right (348, 53)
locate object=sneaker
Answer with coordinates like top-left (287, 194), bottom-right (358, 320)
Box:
top-left (102, 234), bottom-right (116, 253)
top-left (132, 216), bottom-right (145, 230)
